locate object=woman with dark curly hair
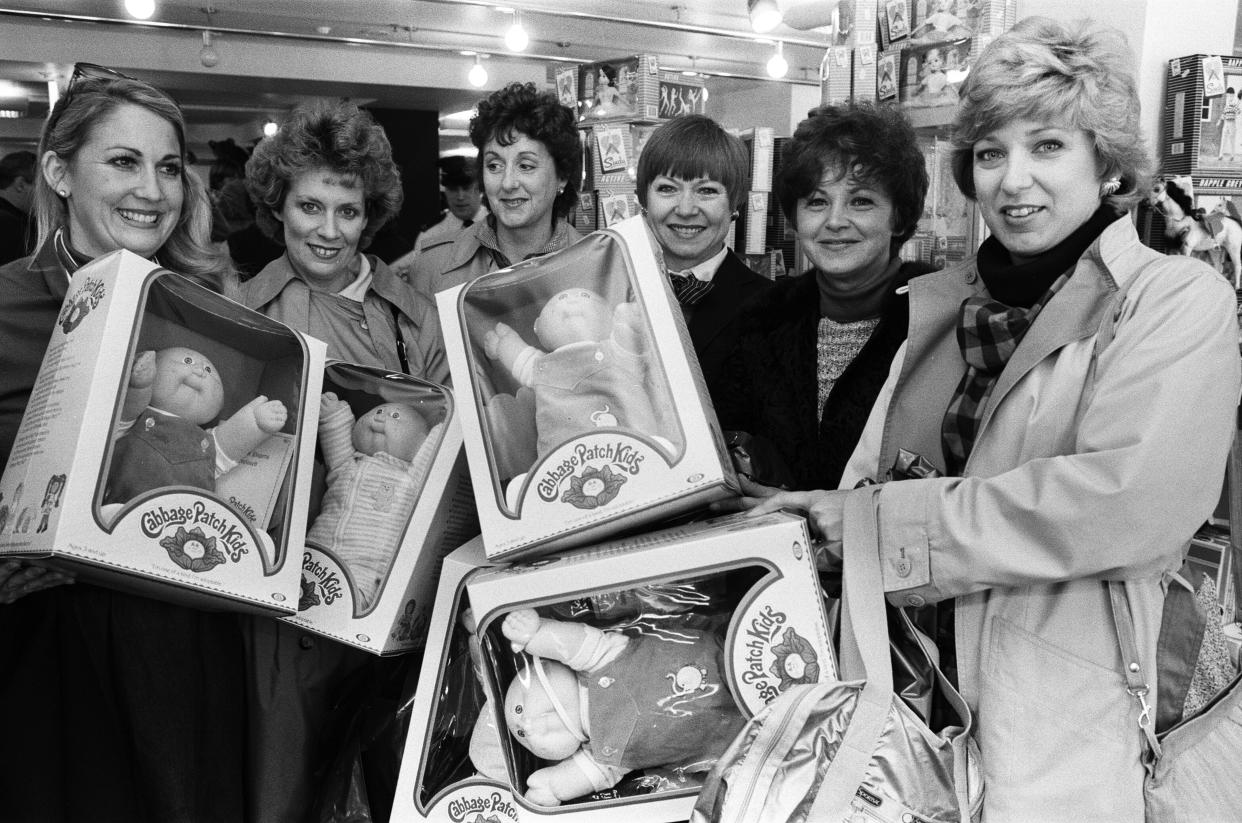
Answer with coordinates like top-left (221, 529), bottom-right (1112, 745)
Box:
top-left (714, 101), bottom-right (932, 491)
top-left (238, 98), bottom-right (445, 382)
top-left (411, 81), bottom-right (582, 300)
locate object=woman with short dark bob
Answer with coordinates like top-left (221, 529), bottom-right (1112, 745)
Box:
top-left (714, 102), bottom-right (932, 490)
top-left (636, 114), bottom-right (771, 392)
top-left (238, 99), bottom-right (446, 383)
top-left (745, 19), bottom-right (1239, 818)
top-left (411, 82), bottom-right (582, 301)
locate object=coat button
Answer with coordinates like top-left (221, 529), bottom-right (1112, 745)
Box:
top-left (965, 270), bottom-right (977, 284)
top-left (905, 594), bottom-right (926, 608)
top-left (894, 557), bottom-right (912, 578)
top-left (360, 319), bottom-right (369, 330)
top-left (601, 745), bottom-right (615, 756)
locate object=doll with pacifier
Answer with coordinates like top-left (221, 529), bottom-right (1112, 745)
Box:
top-left (483, 288), bottom-right (669, 491)
top-left (104, 347), bottom-right (288, 506)
top-left (307, 393), bottom-right (441, 606)
top-left (498, 607), bottom-right (745, 807)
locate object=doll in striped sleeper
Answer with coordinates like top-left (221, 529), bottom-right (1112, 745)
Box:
top-left (307, 392), bottom-right (440, 607)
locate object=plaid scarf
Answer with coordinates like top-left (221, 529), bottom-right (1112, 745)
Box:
top-left (940, 273), bottom-right (1069, 475)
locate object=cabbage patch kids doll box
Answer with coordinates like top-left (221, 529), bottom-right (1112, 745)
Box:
top-left (437, 215), bottom-right (738, 560)
top-left (0, 250), bottom-right (323, 614)
top-left (281, 361), bottom-right (479, 654)
top-left (389, 511), bottom-right (836, 822)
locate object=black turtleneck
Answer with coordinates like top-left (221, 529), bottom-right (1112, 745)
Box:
top-left (976, 205), bottom-right (1123, 308)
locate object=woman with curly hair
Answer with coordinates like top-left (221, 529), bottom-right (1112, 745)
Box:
top-left (234, 99), bottom-right (444, 823)
top-left (744, 19), bottom-right (1240, 818)
top-left (412, 81), bottom-right (582, 300)
top-left (714, 101), bottom-right (932, 491)
top-left (238, 98), bottom-right (445, 382)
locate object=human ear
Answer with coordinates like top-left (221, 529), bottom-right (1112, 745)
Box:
top-left (41, 150), bottom-right (69, 198)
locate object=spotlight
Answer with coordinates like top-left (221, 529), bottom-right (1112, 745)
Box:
top-left (200, 31), bottom-right (219, 67)
top-left (766, 41), bottom-right (788, 79)
top-left (748, 0), bottom-right (782, 34)
top-left (467, 53), bottom-right (489, 88)
top-left (504, 11), bottom-right (529, 52)
top-left (125, 0), bottom-right (156, 19)
top-left (262, 120), bottom-right (278, 138)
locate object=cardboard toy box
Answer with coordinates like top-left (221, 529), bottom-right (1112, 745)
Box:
top-left (0, 250), bottom-right (323, 614)
top-left (1162, 55), bottom-right (1242, 175)
top-left (576, 55), bottom-right (707, 124)
top-left (279, 362), bottom-right (479, 654)
top-left (437, 215), bottom-right (739, 560)
top-left (390, 511), bottom-right (836, 822)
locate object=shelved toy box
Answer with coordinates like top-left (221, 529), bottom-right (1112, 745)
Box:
top-left (1162, 54), bottom-right (1242, 175)
top-left (437, 216), bottom-right (739, 561)
top-left (390, 511), bottom-right (836, 822)
top-left (279, 362), bottom-right (478, 654)
top-left (0, 250), bottom-right (323, 614)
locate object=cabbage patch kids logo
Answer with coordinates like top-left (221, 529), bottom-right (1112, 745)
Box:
top-left (538, 440), bottom-right (646, 508)
top-left (446, 790), bottom-right (519, 823)
top-left (58, 277), bottom-right (106, 334)
top-left (739, 605), bottom-right (820, 702)
top-left (141, 502), bottom-right (250, 573)
top-left (301, 551), bottom-right (344, 608)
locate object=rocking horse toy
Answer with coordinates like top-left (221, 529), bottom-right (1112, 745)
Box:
top-left (1147, 175), bottom-right (1242, 288)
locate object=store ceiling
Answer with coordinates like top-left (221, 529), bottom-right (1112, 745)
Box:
top-left (0, 0), bottom-right (835, 148)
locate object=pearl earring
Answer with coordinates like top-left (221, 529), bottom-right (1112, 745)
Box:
top-left (58, 189), bottom-right (68, 197)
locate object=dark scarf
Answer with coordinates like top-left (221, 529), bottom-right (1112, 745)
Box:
top-left (940, 205), bottom-right (1119, 475)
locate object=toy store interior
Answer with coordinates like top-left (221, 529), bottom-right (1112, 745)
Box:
top-left (3, 1), bottom-right (1242, 822)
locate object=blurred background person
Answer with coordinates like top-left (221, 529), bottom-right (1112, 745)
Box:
top-left (235, 97), bottom-right (444, 823)
top-left (0, 65), bottom-right (243, 822)
top-left (714, 102), bottom-right (932, 491)
top-left (0, 149), bottom-right (37, 264)
top-left (411, 81), bottom-right (581, 303)
top-left (396, 154), bottom-right (487, 270)
top-left (635, 114), bottom-right (772, 397)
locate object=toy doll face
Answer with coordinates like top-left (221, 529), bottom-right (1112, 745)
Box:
top-left (504, 660), bottom-right (583, 761)
top-left (533, 288), bottom-right (613, 350)
top-left (150, 347), bottom-right (225, 424)
top-left (925, 49), bottom-right (944, 72)
top-left (350, 403), bottom-right (428, 462)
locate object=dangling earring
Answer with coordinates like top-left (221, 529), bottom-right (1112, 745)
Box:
top-left (1099, 177), bottom-right (1122, 198)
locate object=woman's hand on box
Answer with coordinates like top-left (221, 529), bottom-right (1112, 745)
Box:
top-left (735, 478), bottom-right (847, 561)
top-left (0, 560), bottom-right (74, 605)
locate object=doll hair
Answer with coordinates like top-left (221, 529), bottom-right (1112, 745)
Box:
top-left (246, 99), bottom-right (403, 250)
top-left (636, 115), bottom-right (751, 213)
top-left (469, 82), bottom-right (581, 220)
top-left (949, 16), bottom-right (1151, 211)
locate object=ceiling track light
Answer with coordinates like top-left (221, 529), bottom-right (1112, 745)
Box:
top-left (766, 40), bottom-right (788, 79)
top-left (504, 9), bottom-right (529, 52)
top-left (125, 0), bottom-right (156, 20)
top-left (262, 120), bottom-right (279, 138)
top-left (199, 6), bottom-right (219, 67)
top-left (466, 52), bottom-right (490, 88)
top-left (748, 0), bottom-right (783, 34)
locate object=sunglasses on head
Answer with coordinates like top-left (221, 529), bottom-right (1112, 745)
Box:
top-left (68, 62), bottom-right (137, 90)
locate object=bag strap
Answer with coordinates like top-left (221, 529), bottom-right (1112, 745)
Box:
top-left (1108, 581), bottom-right (1164, 758)
top-left (807, 487), bottom-right (894, 820)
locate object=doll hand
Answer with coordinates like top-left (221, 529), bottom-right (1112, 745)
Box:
top-left (320, 392), bottom-right (348, 416)
top-left (612, 302), bottom-right (646, 352)
top-left (129, 350), bottom-right (157, 389)
top-left (502, 607), bottom-right (542, 653)
top-left (253, 398), bottom-right (288, 433)
top-left (483, 322), bottom-right (518, 360)
top-left (524, 771), bottom-right (564, 807)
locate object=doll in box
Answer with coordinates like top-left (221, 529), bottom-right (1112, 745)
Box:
top-left (498, 607), bottom-right (746, 807)
top-left (307, 393), bottom-right (441, 605)
top-left (482, 287), bottom-right (666, 463)
top-left (104, 347), bottom-right (288, 505)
